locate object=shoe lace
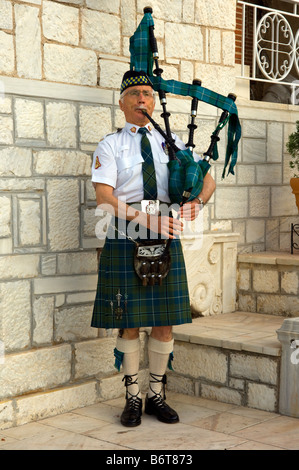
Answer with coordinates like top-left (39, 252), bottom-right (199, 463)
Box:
top-left (122, 374), bottom-right (141, 410)
top-left (149, 373), bottom-right (167, 405)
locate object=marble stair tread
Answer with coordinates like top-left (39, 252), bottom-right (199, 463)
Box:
top-left (238, 251), bottom-right (299, 266)
top-left (173, 312), bottom-right (283, 356)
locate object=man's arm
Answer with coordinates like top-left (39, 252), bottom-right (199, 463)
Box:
top-left (179, 172), bottom-right (216, 221)
top-left (196, 172), bottom-right (216, 205)
top-left (95, 183), bottom-right (183, 239)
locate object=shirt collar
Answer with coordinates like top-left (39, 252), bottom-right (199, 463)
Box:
top-left (125, 122), bottom-right (153, 137)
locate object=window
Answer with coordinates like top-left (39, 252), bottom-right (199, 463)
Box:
top-left (236, 0), bottom-right (299, 104)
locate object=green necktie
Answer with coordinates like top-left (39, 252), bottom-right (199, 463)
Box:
top-left (138, 127), bottom-right (157, 200)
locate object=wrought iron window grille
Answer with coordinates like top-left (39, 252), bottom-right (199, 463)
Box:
top-left (237, 0), bottom-right (299, 104)
top-left (291, 223), bottom-right (299, 254)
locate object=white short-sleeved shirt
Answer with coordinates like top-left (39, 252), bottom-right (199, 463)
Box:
top-left (91, 121), bottom-right (200, 203)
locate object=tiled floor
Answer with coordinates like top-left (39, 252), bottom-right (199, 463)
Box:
top-left (1, 392), bottom-right (299, 450)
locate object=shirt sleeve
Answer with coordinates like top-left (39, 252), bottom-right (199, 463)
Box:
top-left (91, 137), bottom-right (118, 187)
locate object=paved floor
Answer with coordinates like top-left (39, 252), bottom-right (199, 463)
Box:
top-left (1, 391), bottom-right (299, 451)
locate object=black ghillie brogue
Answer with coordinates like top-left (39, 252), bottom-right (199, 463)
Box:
top-left (120, 374), bottom-right (142, 427)
top-left (144, 373), bottom-right (179, 424)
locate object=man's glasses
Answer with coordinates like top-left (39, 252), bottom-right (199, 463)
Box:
top-left (124, 89), bottom-right (154, 98)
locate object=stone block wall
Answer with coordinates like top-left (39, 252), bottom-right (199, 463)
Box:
top-left (221, 100), bottom-right (299, 254)
top-left (0, 0), bottom-right (240, 428)
top-left (0, 331), bottom-right (149, 429)
top-left (238, 252), bottom-right (299, 316)
top-left (168, 340), bottom-right (280, 413)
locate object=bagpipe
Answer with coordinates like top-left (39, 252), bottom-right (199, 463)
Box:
top-left (130, 7), bottom-right (242, 205)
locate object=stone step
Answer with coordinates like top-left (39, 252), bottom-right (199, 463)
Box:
top-left (237, 251), bottom-right (299, 316)
top-left (168, 311), bottom-right (283, 414)
top-left (0, 312), bottom-right (291, 430)
top-left (173, 311), bottom-right (282, 356)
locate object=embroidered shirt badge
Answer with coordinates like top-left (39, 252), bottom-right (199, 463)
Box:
top-left (130, 127), bottom-right (136, 134)
top-left (95, 156), bottom-right (101, 169)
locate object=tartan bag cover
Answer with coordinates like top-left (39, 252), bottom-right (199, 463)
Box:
top-left (129, 10), bottom-right (242, 183)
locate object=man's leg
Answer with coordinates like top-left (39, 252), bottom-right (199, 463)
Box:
top-left (115, 328), bottom-right (142, 427)
top-left (145, 326), bottom-right (179, 423)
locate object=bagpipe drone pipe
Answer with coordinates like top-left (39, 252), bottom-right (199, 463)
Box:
top-left (130, 7), bottom-right (242, 206)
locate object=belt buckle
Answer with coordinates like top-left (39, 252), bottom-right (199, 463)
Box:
top-left (141, 199), bottom-right (159, 216)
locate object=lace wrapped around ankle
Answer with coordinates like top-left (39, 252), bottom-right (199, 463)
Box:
top-left (120, 374), bottom-right (142, 427)
top-left (148, 372), bottom-right (167, 400)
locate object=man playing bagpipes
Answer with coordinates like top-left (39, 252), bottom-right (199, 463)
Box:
top-left (91, 69), bottom-right (215, 427)
top-left (91, 8), bottom-right (241, 428)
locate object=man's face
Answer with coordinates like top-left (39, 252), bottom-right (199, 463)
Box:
top-left (119, 85), bottom-right (155, 126)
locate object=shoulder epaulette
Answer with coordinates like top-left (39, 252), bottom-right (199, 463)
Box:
top-left (99, 128), bottom-right (123, 142)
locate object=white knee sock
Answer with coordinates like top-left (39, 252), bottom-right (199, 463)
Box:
top-left (115, 336), bottom-right (141, 399)
top-left (148, 336), bottom-right (174, 398)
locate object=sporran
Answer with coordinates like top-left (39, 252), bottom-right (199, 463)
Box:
top-left (134, 239), bottom-right (171, 286)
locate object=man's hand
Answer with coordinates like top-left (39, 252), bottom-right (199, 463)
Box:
top-left (148, 215), bottom-right (184, 239)
top-left (179, 201), bottom-right (201, 221)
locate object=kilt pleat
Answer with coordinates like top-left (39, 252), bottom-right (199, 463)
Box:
top-left (91, 224), bottom-right (192, 329)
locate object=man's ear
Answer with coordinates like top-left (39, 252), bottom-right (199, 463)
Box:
top-left (119, 99), bottom-right (124, 111)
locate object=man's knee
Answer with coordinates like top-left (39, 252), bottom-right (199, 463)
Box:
top-left (120, 328), bottom-right (140, 340)
top-left (151, 326), bottom-right (172, 342)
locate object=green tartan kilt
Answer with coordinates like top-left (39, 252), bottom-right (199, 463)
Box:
top-left (91, 223), bottom-right (192, 329)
